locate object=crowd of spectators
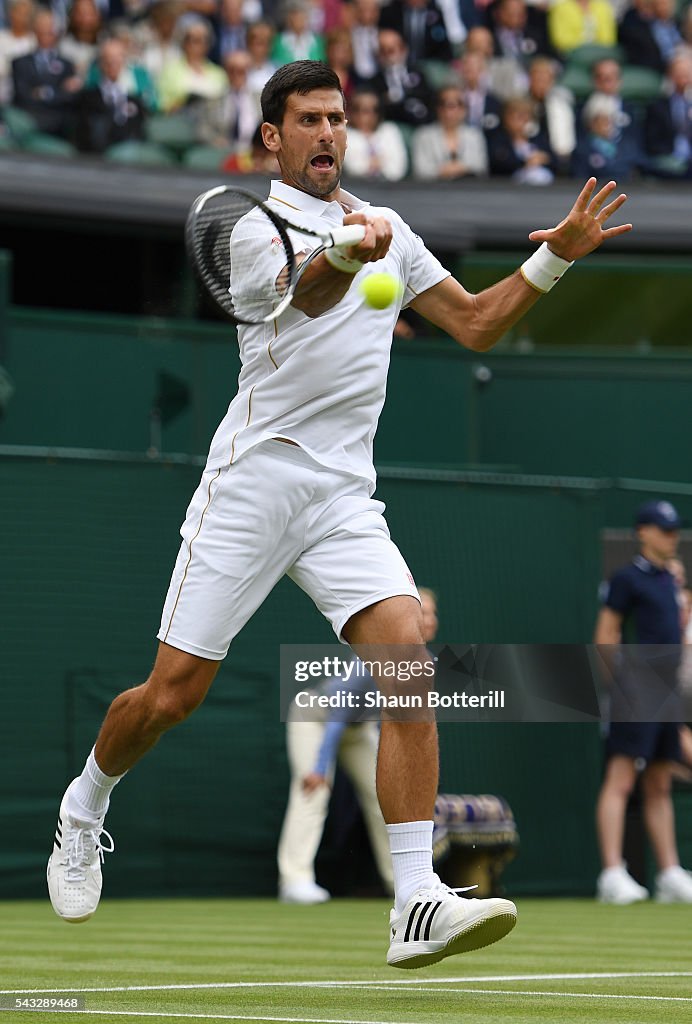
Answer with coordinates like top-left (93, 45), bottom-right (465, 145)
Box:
top-left (1, 0), bottom-right (692, 180)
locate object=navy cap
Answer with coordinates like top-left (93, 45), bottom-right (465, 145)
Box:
top-left (635, 500), bottom-right (682, 531)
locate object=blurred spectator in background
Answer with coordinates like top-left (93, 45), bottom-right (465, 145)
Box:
top-left (349, 0), bottom-right (382, 80)
top-left (325, 25), bottom-right (357, 102)
top-left (196, 47), bottom-right (260, 148)
top-left (12, 6), bottom-right (80, 136)
top-left (464, 21), bottom-right (525, 100)
top-left (594, 499), bottom-right (692, 905)
top-left (217, 0), bottom-right (249, 60)
top-left (342, 86), bottom-right (408, 178)
top-left (221, 120), bottom-right (280, 171)
top-left (456, 48), bottom-right (502, 132)
top-left (379, 0), bottom-right (454, 63)
top-left (571, 91), bottom-right (641, 179)
top-left (434, 0), bottom-right (469, 52)
top-left (0, 0), bottom-right (36, 105)
top-left (276, 586), bottom-right (441, 905)
top-left (272, 0), bottom-right (326, 64)
top-left (644, 50), bottom-right (692, 177)
top-left (245, 20), bottom-right (277, 97)
top-left (75, 35), bottom-right (147, 152)
top-left (369, 27), bottom-right (434, 124)
top-left (132, 0), bottom-right (183, 85)
top-left (619, 0), bottom-right (680, 73)
top-left (84, 18), bottom-right (158, 109)
top-left (648, 0), bottom-right (683, 68)
top-left (157, 16), bottom-right (226, 110)
top-left (582, 56), bottom-right (642, 149)
top-left (412, 83), bottom-right (488, 177)
top-left (548, 0), bottom-right (617, 56)
top-left (277, 652), bottom-right (395, 904)
top-left (59, 0), bottom-right (101, 80)
top-left (491, 0), bottom-right (552, 65)
top-left (307, 0), bottom-right (346, 34)
top-left (527, 55), bottom-right (575, 172)
top-left (487, 94), bottom-right (555, 182)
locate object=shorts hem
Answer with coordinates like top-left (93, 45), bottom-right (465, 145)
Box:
top-left (157, 631), bottom-right (227, 662)
top-left (333, 588), bottom-right (421, 643)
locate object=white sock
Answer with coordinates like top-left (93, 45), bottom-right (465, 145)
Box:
top-left (386, 820), bottom-right (438, 913)
top-left (66, 748), bottom-right (125, 824)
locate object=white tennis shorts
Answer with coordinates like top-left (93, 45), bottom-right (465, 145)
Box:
top-left (157, 439), bottom-right (419, 660)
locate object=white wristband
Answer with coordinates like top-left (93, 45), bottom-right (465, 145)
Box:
top-left (520, 242), bottom-right (573, 294)
top-left (324, 245), bottom-right (364, 275)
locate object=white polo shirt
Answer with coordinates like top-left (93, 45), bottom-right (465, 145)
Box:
top-left (204, 180), bottom-right (450, 493)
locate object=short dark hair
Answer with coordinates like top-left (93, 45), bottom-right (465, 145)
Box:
top-left (261, 60), bottom-right (343, 125)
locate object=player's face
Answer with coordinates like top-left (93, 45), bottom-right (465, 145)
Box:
top-left (269, 90), bottom-right (347, 201)
top-left (639, 524), bottom-right (680, 562)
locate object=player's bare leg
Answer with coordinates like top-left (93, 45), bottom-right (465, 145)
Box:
top-left (48, 643), bottom-right (219, 922)
top-left (343, 596), bottom-right (516, 969)
top-left (642, 762), bottom-right (692, 902)
top-left (595, 755), bottom-right (648, 903)
top-left (94, 643), bottom-right (220, 775)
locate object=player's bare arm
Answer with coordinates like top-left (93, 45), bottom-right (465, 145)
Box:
top-left (289, 212), bottom-right (393, 318)
top-left (411, 178), bottom-right (633, 352)
top-left (594, 605), bottom-right (624, 681)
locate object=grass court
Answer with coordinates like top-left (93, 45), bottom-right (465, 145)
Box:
top-left (1, 897), bottom-right (690, 1024)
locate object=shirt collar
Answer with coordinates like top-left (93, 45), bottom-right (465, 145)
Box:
top-left (268, 180), bottom-right (369, 221)
top-left (633, 554), bottom-right (667, 575)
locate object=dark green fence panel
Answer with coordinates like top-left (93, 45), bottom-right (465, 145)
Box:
top-left (4, 309), bottom-right (692, 486)
top-left (2, 453), bottom-right (609, 898)
top-left (462, 252), bottom-right (692, 348)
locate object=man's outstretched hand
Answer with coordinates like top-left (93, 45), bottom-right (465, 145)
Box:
top-left (528, 178), bottom-right (632, 263)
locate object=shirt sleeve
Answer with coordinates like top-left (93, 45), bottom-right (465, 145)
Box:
top-left (395, 212), bottom-right (451, 308)
top-left (313, 719), bottom-right (348, 777)
top-left (603, 569), bottom-right (635, 615)
top-left (229, 209), bottom-right (290, 322)
top-left (312, 661), bottom-right (372, 775)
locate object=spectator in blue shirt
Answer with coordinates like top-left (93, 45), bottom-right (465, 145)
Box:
top-left (594, 500), bottom-right (692, 905)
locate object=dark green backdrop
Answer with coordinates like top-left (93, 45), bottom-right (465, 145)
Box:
top-left (2, 301), bottom-right (692, 901)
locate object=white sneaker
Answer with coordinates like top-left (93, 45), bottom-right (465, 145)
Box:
top-left (596, 865), bottom-right (649, 905)
top-left (655, 866), bottom-right (692, 903)
top-left (47, 783), bottom-right (114, 923)
top-left (279, 880), bottom-right (331, 905)
top-left (387, 883), bottom-right (517, 969)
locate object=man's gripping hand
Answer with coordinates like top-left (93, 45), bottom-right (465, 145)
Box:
top-left (341, 211), bottom-right (393, 264)
top-left (529, 178), bottom-right (632, 263)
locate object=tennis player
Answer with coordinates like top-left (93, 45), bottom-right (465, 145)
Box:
top-left (48, 61), bottom-right (631, 968)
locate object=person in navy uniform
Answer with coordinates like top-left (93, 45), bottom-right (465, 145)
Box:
top-left (594, 499), bottom-right (692, 905)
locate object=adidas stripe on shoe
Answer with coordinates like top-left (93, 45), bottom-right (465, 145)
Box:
top-left (387, 883), bottom-right (517, 969)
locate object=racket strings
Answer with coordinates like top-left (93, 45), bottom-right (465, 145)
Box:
top-left (188, 193), bottom-right (294, 322)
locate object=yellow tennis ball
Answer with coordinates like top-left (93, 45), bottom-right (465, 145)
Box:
top-left (359, 272), bottom-right (403, 310)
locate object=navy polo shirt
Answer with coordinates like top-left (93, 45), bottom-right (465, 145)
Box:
top-left (604, 555), bottom-right (682, 644)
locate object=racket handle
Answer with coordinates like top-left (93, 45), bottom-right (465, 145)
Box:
top-left (329, 224), bottom-right (366, 249)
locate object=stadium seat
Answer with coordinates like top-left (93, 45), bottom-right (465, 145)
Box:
top-left (4, 106), bottom-right (38, 143)
top-left (558, 64), bottom-right (592, 100)
top-left (566, 43), bottom-right (626, 69)
top-left (182, 144), bottom-right (232, 170)
top-left (104, 140), bottom-right (178, 166)
top-left (145, 112), bottom-right (197, 156)
top-left (21, 133), bottom-right (77, 157)
top-left (419, 59), bottom-right (459, 90)
top-left (620, 66), bottom-right (663, 102)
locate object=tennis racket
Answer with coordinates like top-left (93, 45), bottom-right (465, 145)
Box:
top-left (185, 186), bottom-right (367, 325)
